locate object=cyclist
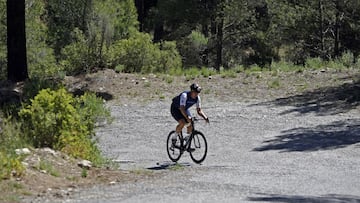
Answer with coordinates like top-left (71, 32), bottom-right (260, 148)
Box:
top-left (170, 83), bottom-right (209, 143)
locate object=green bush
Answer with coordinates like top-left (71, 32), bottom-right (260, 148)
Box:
top-left (339, 51), bottom-right (354, 68)
top-left (19, 88), bottom-right (85, 148)
top-left (155, 41), bottom-right (182, 73)
top-left (0, 151), bottom-right (24, 179)
top-left (177, 30), bottom-right (208, 67)
top-left (108, 32), bottom-right (182, 73)
top-left (270, 60), bottom-right (299, 72)
top-left (75, 92), bottom-right (112, 135)
top-left (305, 57), bottom-right (323, 69)
top-left (59, 29), bottom-right (94, 75)
top-left (18, 88), bottom-right (108, 164)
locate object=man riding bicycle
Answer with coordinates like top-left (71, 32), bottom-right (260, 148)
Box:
top-left (170, 83), bottom-right (209, 142)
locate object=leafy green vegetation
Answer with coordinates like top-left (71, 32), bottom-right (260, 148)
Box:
top-left (2, 0), bottom-right (360, 184)
top-left (38, 160), bottom-right (60, 177)
top-left (18, 88), bottom-right (110, 165)
top-left (0, 85), bottom-right (111, 181)
top-left (0, 119), bottom-right (27, 180)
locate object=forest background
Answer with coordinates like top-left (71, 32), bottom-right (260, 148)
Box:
top-left (1, 0), bottom-right (360, 197)
top-left (2, 0), bottom-right (360, 80)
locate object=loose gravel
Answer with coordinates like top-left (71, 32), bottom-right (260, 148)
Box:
top-left (30, 97), bottom-right (360, 203)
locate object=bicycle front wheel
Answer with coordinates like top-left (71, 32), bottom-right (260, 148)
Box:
top-left (189, 131), bottom-right (207, 164)
top-left (166, 131), bottom-right (182, 162)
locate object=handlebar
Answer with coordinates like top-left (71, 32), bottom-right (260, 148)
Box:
top-left (191, 117), bottom-right (209, 123)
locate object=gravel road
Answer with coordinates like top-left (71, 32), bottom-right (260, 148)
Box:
top-left (32, 97), bottom-right (360, 202)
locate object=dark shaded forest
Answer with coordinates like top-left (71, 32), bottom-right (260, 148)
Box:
top-left (2, 0), bottom-right (360, 80)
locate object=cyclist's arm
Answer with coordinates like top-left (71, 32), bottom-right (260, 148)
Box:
top-left (197, 108), bottom-right (209, 122)
top-left (179, 92), bottom-right (191, 122)
top-left (180, 105), bottom-right (191, 122)
top-left (196, 97), bottom-right (209, 122)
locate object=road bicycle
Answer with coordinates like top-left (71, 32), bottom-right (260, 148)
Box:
top-left (166, 117), bottom-right (207, 164)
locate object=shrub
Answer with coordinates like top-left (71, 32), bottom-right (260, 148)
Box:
top-left (22, 78), bottom-right (63, 103)
top-left (19, 88), bottom-right (85, 148)
top-left (108, 32), bottom-right (182, 73)
top-left (305, 57), bottom-right (323, 69)
top-left (59, 29), bottom-right (93, 75)
top-left (339, 51), bottom-right (354, 68)
top-left (177, 30), bottom-right (208, 67)
top-left (18, 88), bottom-right (108, 164)
top-left (270, 60), bottom-right (299, 72)
top-left (75, 92), bottom-right (112, 135)
top-left (0, 151), bottom-right (24, 179)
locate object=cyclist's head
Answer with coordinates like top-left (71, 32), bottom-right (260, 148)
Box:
top-left (190, 83), bottom-right (201, 93)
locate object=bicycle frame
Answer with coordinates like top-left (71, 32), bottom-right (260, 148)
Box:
top-left (167, 116), bottom-right (208, 164)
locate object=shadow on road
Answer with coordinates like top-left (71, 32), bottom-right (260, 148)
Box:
top-left (254, 78), bottom-right (360, 116)
top-left (253, 119), bottom-right (360, 152)
top-left (147, 162), bottom-right (191, 170)
top-left (247, 193), bottom-right (360, 203)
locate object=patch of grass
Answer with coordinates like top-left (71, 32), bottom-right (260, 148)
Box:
top-left (305, 57), bottom-right (323, 70)
top-left (184, 67), bottom-right (201, 80)
top-left (220, 69), bottom-right (237, 78)
top-left (163, 75), bottom-right (174, 84)
top-left (66, 176), bottom-right (77, 181)
top-left (0, 119), bottom-right (27, 180)
top-left (268, 78), bottom-right (281, 89)
top-left (144, 81), bottom-right (151, 87)
top-left (81, 168), bottom-right (88, 178)
top-left (168, 67), bottom-right (183, 76)
top-left (169, 163), bottom-right (184, 171)
top-left (130, 169), bottom-right (153, 175)
top-left (38, 160), bottom-right (60, 177)
top-left (271, 61), bottom-right (299, 72)
top-left (200, 67), bottom-right (216, 77)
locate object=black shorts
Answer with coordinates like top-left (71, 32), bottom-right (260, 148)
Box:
top-left (170, 104), bottom-right (190, 122)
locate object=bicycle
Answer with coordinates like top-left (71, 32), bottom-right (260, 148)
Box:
top-left (166, 117), bottom-right (208, 164)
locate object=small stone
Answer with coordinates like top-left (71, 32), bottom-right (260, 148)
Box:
top-left (78, 160), bottom-right (92, 169)
top-left (15, 148), bottom-right (31, 155)
top-left (42, 147), bottom-right (56, 156)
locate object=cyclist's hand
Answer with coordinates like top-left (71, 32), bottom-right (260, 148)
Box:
top-left (187, 116), bottom-right (192, 123)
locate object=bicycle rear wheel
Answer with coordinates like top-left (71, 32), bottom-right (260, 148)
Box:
top-left (166, 131), bottom-right (183, 162)
top-left (189, 131), bottom-right (207, 164)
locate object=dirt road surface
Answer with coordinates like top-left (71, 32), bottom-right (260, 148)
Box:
top-left (31, 97), bottom-right (360, 203)
top-left (25, 69), bottom-right (360, 202)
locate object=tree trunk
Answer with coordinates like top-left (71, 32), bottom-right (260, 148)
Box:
top-left (7, 0), bottom-right (28, 82)
top-left (319, 0), bottom-right (325, 58)
top-left (153, 22), bottom-right (164, 43)
top-left (215, 17), bottom-right (223, 71)
top-left (215, 2), bottom-right (224, 71)
top-left (135, 0), bottom-right (145, 32)
top-left (135, 0), bottom-right (157, 32)
top-left (334, 0), bottom-right (341, 57)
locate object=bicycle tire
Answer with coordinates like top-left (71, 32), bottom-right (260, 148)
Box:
top-left (189, 131), bottom-right (207, 164)
top-left (166, 131), bottom-right (183, 162)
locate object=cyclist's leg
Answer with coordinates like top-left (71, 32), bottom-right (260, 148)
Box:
top-left (185, 109), bottom-right (193, 134)
top-left (171, 104), bottom-right (187, 134)
top-left (176, 119), bottom-right (186, 134)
